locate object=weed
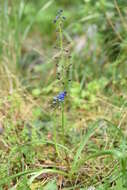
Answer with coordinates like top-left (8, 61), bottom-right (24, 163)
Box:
top-left (52, 10), bottom-right (72, 144)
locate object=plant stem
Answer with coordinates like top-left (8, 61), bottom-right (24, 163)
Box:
top-left (59, 21), bottom-right (64, 81)
top-left (59, 21), bottom-right (63, 57)
top-left (53, 112), bottom-right (61, 158)
top-left (61, 101), bottom-right (65, 139)
top-left (59, 20), bottom-right (65, 141)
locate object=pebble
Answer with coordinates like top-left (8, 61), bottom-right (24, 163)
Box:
top-left (88, 187), bottom-right (96, 190)
top-left (0, 123), bottom-right (4, 134)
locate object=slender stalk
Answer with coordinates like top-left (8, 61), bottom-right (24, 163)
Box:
top-left (59, 21), bottom-right (64, 58)
top-left (59, 20), bottom-right (65, 139)
top-left (59, 21), bottom-right (64, 80)
top-left (61, 102), bottom-right (65, 138)
top-left (53, 112), bottom-right (61, 158)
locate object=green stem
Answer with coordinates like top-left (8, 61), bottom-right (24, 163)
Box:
top-left (59, 21), bottom-right (63, 57)
top-left (61, 102), bottom-right (65, 138)
top-left (59, 20), bottom-right (65, 141)
top-left (53, 112), bottom-right (61, 158)
top-left (59, 21), bottom-right (64, 81)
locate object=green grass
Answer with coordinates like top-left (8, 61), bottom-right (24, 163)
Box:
top-left (1, 0), bottom-right (127, 190)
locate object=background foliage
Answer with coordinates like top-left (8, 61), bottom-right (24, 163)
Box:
top-left (0, 0), bottom-right (127, 189)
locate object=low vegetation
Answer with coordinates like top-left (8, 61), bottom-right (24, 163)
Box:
top-left (0, 1), bottom-right (127, 189)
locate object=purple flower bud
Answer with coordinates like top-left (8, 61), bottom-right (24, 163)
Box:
top-left (56, 15), bottom-right (60, 20)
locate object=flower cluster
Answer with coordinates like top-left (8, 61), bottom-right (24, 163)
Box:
top-left (52, 10), bottom-right (72, 109)
top-left (53, 9), bottom-right (66, 24)
top-left (53, 91), bottom-right (67, 104)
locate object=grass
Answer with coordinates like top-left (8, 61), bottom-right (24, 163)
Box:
top-left (1, 0), bottom-right (127, 190)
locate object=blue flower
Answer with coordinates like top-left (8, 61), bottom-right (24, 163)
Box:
top-left (57, 91), bottom-right (67, 101)
top-left (53, 91), bottom-right (67, 103)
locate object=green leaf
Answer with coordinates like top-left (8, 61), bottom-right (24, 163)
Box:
top-left (112, 178), bottom-right (127, 190)
top-left (71, 120), bottom-right (99, 173)
top-left (17, 176), bottom-right (31, 190)
top-left (43, 180), bottom-right (58, 190)
top-left (32, 88), bottom-right (41, 97)
top-left (28, 169), bottom-right (68, 185)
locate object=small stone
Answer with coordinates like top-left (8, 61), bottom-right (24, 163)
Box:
top-left (88, 186), bottom-right (96, 190)
top-left (0, 123), bottom-right (4, 135)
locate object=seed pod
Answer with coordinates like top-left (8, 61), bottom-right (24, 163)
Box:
top-left (62, 16), bottom-right (66, 20)
top-left (65, 49), bottom-right (69, 53)
top-left (59, 9), bottom-right (63, 13)
top-left (57, 76), bottom-right (61, 80)
top-left (53, 19), bottom-right (57, 23)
